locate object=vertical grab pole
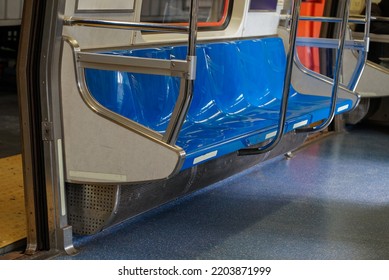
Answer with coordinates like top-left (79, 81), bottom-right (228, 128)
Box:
top-left (164, 0), bottom-right (199, 145)
top-left (297, 0), bottom-right (351, 133)
top-left (347, 0), bottom-right (371, 91)
top-left (239, 0), bottom-right (302, 156)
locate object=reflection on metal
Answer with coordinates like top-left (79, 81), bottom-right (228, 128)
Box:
top-left (63, 0), bottom-right (199, 176)
top-left (67, 131), bottom-right (307, 235)
top-left (63, 16), bottom-right (189, 33)
top-left (164, 0), bottom-right (199, 145)
top-left (292, 49), bottom-right (359, 105)
top-left (64, 36), bottom-right (181, 150)
top-left (238, 0), bottom-right (302, 155)
top-left (66, 184), bottom-right (120, 235)
top-left (296, 37), bottom-right (365, 50)
top-left (297, 0), bottom-right (352, 133)
top-left (77, 52), bottom-right (193, 79)
top-left (299, 16), bottom-right (366, 24)
top-left (347, 1), bottom-right (371, 91)
top-left (346, 53), bottom-right (389, 98)
top-left (283, 1), bottom-right (372, 95)
top-left (241, 0), bottom-right (371, 153)
top-left (16, 0), bottom-right (38, 255)
top-left (40, 0), bottom-right (79, 256)
top-left (292, 0), bottom-right (372, 133)
top-left (352, 15), bottom-right (389, 23)
top-left (353, 32), bottom-right (389, 43)
top-left (279, 15), bottom-right (367, 24)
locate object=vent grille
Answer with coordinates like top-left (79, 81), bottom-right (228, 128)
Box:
top-left (66, 184), bottom-right (119, 235)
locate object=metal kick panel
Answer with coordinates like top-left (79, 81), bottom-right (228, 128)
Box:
top-left (66, 184), bottom-right (119, 235)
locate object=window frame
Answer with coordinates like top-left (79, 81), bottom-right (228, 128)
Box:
top-left (140, 0), bottom-right (233, 31)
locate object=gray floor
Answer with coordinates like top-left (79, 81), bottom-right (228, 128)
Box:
top-left (56, 124), bottom-right (389, 260)
top-left (2, 88), bottom-right (388, 260)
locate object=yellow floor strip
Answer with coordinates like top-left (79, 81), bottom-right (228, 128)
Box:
top-left (0, 155), bottom-right (26, 249)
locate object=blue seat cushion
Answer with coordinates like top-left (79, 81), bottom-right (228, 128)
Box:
top-left (85, 37), bottom-right (353, 169)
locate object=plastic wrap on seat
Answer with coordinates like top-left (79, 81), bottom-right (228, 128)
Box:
top-left (85, 37), bottom-right (353, 169)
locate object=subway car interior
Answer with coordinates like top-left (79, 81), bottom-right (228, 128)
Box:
top-left (1, 0), bottom-right (389, 260)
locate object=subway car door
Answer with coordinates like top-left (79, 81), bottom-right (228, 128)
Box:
top-left (17, 0), bottom-right (194, 257)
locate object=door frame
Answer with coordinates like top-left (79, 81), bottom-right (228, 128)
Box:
top-left (17, 0), bottom-right (75, 256)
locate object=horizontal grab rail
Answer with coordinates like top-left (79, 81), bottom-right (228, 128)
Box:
top-left (64, 0), bottom-right (199, 150)
top-left (63, 16), bottom-right (189, 33)
top-left (77, 52), bottom-right (195, 79)
top-left (280, 15), bottom-right (388, 24)
top-left (293, 15), bottom-right (388, 24)
top-left (353, 32), bottom-right (389, 43)
top-left (296, 37), bottom-right (366, 51)
top-left (280, 15), bottom-right (367, 24)
top-left (352, 15), bottom-right (389, 23)
top-left (299, 16), bottom-right (366, 24)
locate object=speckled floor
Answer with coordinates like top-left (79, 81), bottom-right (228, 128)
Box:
top-left (56, 124), bottom-right (389, 260)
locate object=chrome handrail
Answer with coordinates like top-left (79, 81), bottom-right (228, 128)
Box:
top-left (296, 37), bottom-right (365, 50)
top-left (164, 0), bottom-right (199, 145)
top-left (299, 16), bottom-right (366, 24)
top-left (352, 15), bottom-right (389, 23)
top-left (64, 17), bottom-right (189, 33)
top-left (347, 0), bottom-right (371, 91)
top-left (297, 0), bottom-right (351, 133)
top-left (240, 0), bottom-right (371, 155)
top-left (297, 0), bottom-right (371, 133)
top-left (295, 1), bottom-right (372, 93)
top-left (239, 0), bottom-right (302, 155)
top-left (63, 0), bottom-right (199, 148)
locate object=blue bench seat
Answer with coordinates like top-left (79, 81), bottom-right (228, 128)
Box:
top-left (85, 37), bottom-right (353, 170)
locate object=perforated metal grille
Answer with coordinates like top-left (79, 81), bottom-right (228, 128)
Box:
top-left (66, 184), bottom-right (119, 235)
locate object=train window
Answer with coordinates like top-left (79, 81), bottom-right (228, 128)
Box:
top-left (141, 0), bottom-right (231, 29)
